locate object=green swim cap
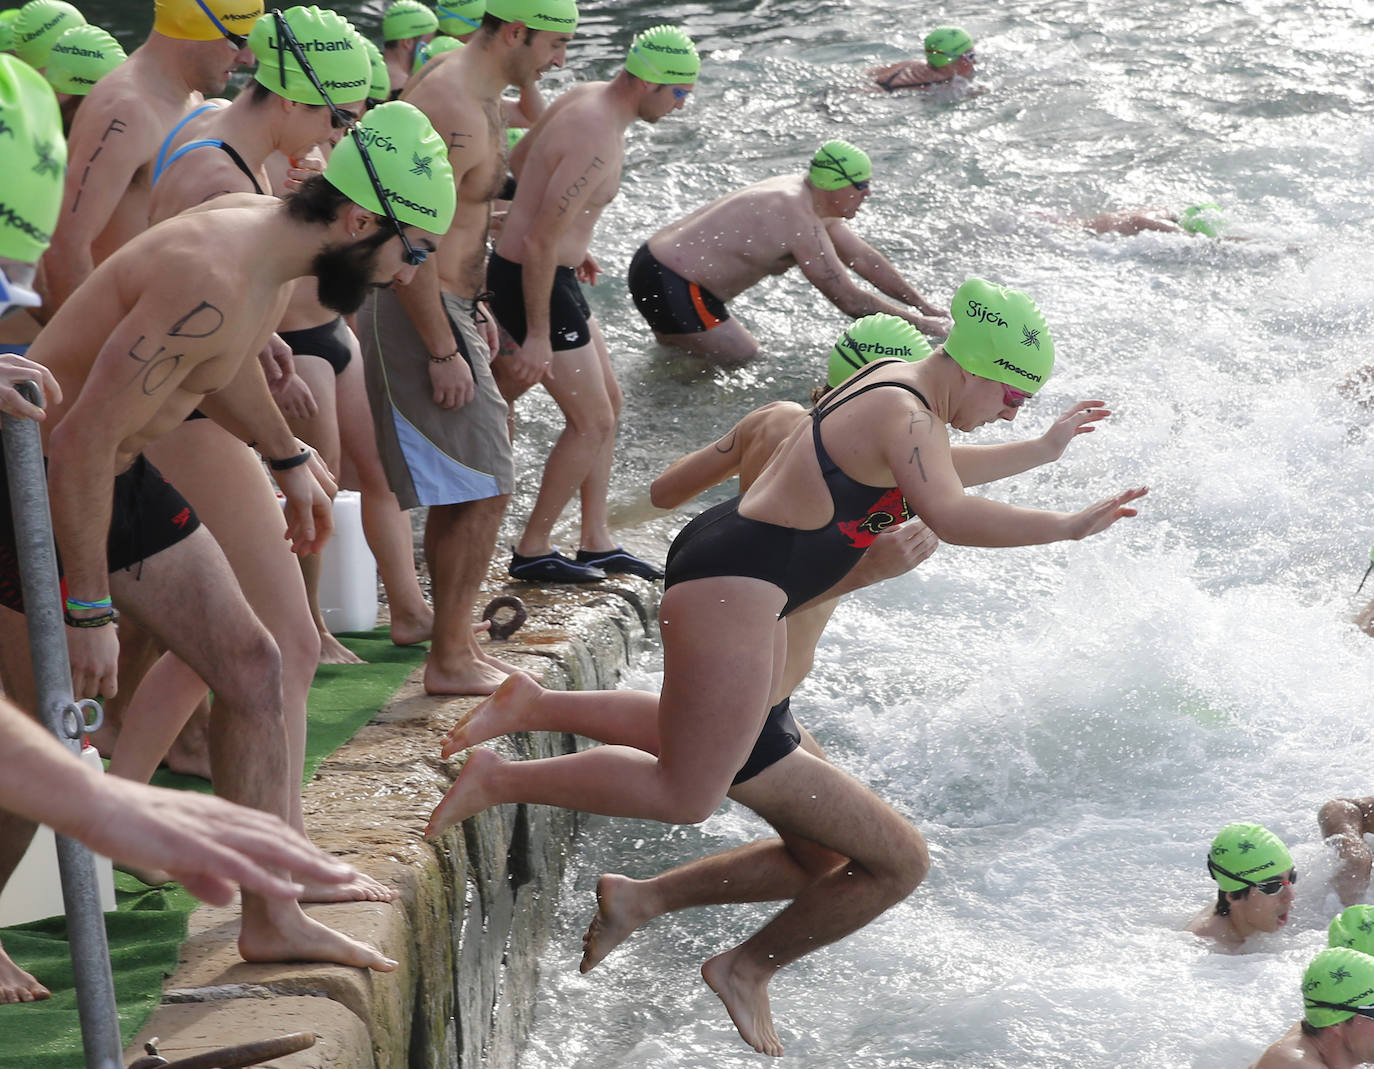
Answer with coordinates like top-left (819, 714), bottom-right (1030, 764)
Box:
top-left (0, 10), bottom-right (21, 54)
top-left (506, 126), bottom-right (526, 151)
top-left (1206, 822), bottom-right (1293, 893)
top-left (944, 277), bottom-right (1054, 394)
top-left (0, 53), bottom-right (65, 263)
top-left (359, 34), bottom-right (388, 103)
top-left (925, 25), bottom-right (973, 68)
top-left (436, 0), bottom-right (483, 35)
top-left (13, 0), bottom-right (85, 68)
top-left (1178, 202), bottom-right (1224, 237)
top-left (324, 99), bottom-right (455, 233)
top-left (250, 6), bottom-right (371, 106)
top-left (1329, 906), bottom-right (1374, 957)
top-left (828, 313), bottom-right (932, 388)
top-left (412, 31), bottom-right (460, 73)
top-left (44, 23), bottom-right (124, 96)
top-left (809, 139), bottom-right (871, 191)
top-left (1304, 947), bottom-right (1374, 1028)
top-left (382, 0), bottom-right (437, 41)
top-left (485, 0), bottom-right (576, 34)
top-left (625, 24), bottom-right (699, 84)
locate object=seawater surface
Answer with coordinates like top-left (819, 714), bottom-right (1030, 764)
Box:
top-left (90, 0), bottom-right (1374, 1064)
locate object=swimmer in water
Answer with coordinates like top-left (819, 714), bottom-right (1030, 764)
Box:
top-left (1320, 797), bottom-right (1374, 906)
top-left (1074, 202), bottom-right (1230, 237)
top-left (870, 26), bottom-right (976, 92)
top-left (1248, 947), bottom-right (1374, 1068)
top-left (1188, 822), bottom-right (1297, 948)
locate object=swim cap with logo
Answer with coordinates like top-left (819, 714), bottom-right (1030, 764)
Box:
top-left (1206, 822), bottom-right (1293, 892)
top-left (944, 277), bottom-right (1054, 394)
top-left (485, 0), bottom-right (577, 34)
top-left (358, 35), bottom-right (388, 104)
top-left (1178, 202), bottom-right (1224, 237)
top-left (1330, 906), bottom-right (1374, 957)
top-left (1303, 947), bottom-right (1374, 1028)
top-left (13, 0), bottom-right (84, 68)
top-left (924, 26), bottom-right (973, 68)
top-left (828, 313), bottom-right (932, 388)
top-left (382, 0), bottom-right (437, 42)
top-left (249, 6), bottom-right (370, 106)
top-left (324, 99), bottom-right (455, 233)
top-left (412, 31), bottom-right (461, 73)
top-left (436, 0), bottom-right (484, 36)
top-left (45, 23), bottom-right (125, 95)
top-left (0, 10), bottom-right (22, 54)
top-left (809, 139), bottom-right (872, 191)
top-left (625, 24), bottom-right (699, 84)
top-left (0, 53), bottom-right (65, 263)
top-left (153, 0), bottom-right (263, 44)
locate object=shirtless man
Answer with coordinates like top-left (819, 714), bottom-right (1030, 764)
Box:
top-left (487, 23), bottom-right (699, 584)
top-left (380, 0), bottom-right (437, 98)
top-left (443, 315), bottom-right (1115, 1053)
top-left (434, 0), bottom-right (550, 129)
top-left (1249, 947), bottom-right (1374, 1068)
top-left (0, 100), bottom-right (454, 978)
top-left (358, 0), bottom-right (574, 695)
top-left (1188, 822), bottom-right (1297, 948)
top-left (869, 26), bottom-right (976, 92)
top-left (628, 138), bottom-right (949, 365)
top-left (40, 0), bottom-right (262, 312)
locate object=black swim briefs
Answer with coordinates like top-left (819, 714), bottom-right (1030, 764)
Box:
top-left (733, 695), bottom-right (802, 785)
top-left (627, 243), bottom-right (730, 335)
top-left (279, 316), bottom-right (354, 376)
top-left (485, 251), bottom-right (592, 352)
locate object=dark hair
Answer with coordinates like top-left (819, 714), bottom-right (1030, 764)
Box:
top-left (1301, 1020), bottom-right (1320, 1038)
top-left (245, 80), bottom-right (274, 106)
top-left (481, 12), bottom-right (537, 43)
top-left (283, 172), bottom-right (390, 232)
top-left (1213, 887), bottom-right (1251, 917)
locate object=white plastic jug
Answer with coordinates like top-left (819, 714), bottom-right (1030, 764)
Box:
top-left (318, 489), bottom-right (378, 634)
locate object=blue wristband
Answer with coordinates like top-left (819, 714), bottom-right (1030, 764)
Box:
top-left (65, 596), bottom-right (113, 612)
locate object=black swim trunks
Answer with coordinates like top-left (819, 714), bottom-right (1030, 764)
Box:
top-left (627, 243), bottom-right (730, 335)
top-left (733, 696), bottom-right (802, 785)
top-left (0, 451), bottom-right (201, 612)
top-left (485, 251), bottom-right (592, 352)
top-left (279, 316), bottom-right (353, 376)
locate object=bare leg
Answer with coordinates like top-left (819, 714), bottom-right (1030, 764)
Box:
top-left (1357, 595), bottom-right (1374, 637)
top-left (1321, 798), bottom-right (1373, 906)
top-left (427, 577), bottom-right (787, 833)
top-left (336, 350), bottom-right (432, 646)
top-left (108, 651), bottom-right (212, 783)
top-left (574, 317), bottom-right (620, 553)
top-left (423, 495), bottom-right (510, 696)
top-left (653, 319), bottom-right (759, 366)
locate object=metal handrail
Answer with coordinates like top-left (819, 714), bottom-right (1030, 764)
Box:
top-left (127, 1031), bottom-right (316, 1068)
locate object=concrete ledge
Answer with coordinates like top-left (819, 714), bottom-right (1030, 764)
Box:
top-left (124, 573), bottom-right (660, 1068)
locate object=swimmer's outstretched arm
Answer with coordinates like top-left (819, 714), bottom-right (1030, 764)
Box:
top-left (649, 426), bottom-right (744, 509)
top-left (950, 400), bottom-right (1110, 486)
top-left (828, 221), bottom-right (950, 319)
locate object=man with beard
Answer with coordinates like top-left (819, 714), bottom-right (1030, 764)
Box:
top-left (40, 0), bottom-right (262, 312)
top-left (359, 0), bottom-right (576, 695)
top-left (0, 101), bottom-right (454, 973)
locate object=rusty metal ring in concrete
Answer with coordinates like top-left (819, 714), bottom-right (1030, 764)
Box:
top-left (481, 594), bottom-right (528, 640)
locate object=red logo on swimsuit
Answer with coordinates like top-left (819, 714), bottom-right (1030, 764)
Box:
top-left (836, 488), bottom-right (912, 548)
top-left (171, 507), bottom-right (192, 528)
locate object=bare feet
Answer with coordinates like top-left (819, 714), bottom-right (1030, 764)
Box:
top-left (425, 748), bottom-right (505, 838)
top-left (580, 874), bottom-right (653, 973)
top-left (702, 948), bottom-right (783, 1057)
top-left (319, 632), bottom-right (366, 666)
top-left (238, 903), bottom-right (397, 972)
top-left (0, 943), bottom-right (49, 1003)
top-left (441, 670), bottom-right (543, 757)
top-left (389, 607), bottom-right (435, 647)
top-left (298, 869), bottom-right (397, 903)
top-left (480, 649), bottom-right (522, 676)
top-left (424, 655), bottom-right (509, 696)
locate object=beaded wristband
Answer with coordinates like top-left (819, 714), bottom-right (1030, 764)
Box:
top-left (64, 609), bottom-right (118, 629)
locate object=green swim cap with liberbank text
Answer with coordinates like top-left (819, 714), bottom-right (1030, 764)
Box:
top-left (324, 99), bottom-right (455, 233)
top-left (810, 139), bottom-right (871, 191)
top-left (0, 52), bottom-right (65, 263)
top-left (1304, 947), bottom-right (1374, 1028)
top-left (13, 0), bottom-right (85, 68)
top-left (485, 0), bottom-right (577, 34)
top-left (1206, 822), bottom-right (1293, 892)
top-left (625, 24), bottom-right (698, 84)
top-left (944, 277), bottom-right (1054, 393)
top-left (250, 6), bottom-right (370, 106)
top-left (45, 23), bottom-right (126, 95)
top-left (382, 0), bottom-right (438, 41)
top-left (828, 313), bottom-right (931, 388)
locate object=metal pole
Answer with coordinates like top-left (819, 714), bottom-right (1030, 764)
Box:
top-left (2, 381), bottom-right (123, 1069)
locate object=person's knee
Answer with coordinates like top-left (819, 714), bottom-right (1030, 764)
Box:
top-left (209, 624), bottom-right (283, 711)
top-left (879, 822), bottom-right (931, 900)
top-left (1321, 799), bottom-right (1365, 840)
top-left (654, 787), bottom-right (725, 826)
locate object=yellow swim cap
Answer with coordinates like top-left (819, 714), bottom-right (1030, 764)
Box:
top-left (153, 0), bottom-right (264, 44)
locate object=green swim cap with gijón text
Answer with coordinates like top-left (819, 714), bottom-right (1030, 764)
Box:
top-left (1304, 947), bottom-right (1374, 1029)
top-left (1329, 906), bottom-right (1374, 957)
top-left (924, 25), bottom-right (973, 68)
top-left (250, 6), bottom-right (370, 106)
top-left (13, 0), bottom-right (85, 68)
top-left (828, 313), bottom-right (932, 388)
top-left (324, 99), bottom-right (456, 233)
top-left (625, 24), bottom-right (698, 84)
top-left (382, 0), bottom-right (437, 41)
top-left (810, 139), bottom-right (871, 191)
top-left (436, 0), bottom-right (484, 35)
top-left (45, 23), bottom-right (125, 96)
top-left (485, 0), bottom-right (577, 34)
top-left (0, 53), bottom-right (66, 263)
top-left (1206, 822), bottom-right (1293, 892)
top-left (944, 277), bottom-right (1054, 393)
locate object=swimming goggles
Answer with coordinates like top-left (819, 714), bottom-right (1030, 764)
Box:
top-left (269, 10), bottom-right (428, 267)
top-left (1002, 384), bottom-right (1032, 408)
top-left (813, 148), bottom-right (870, 192)
top-left (1208, 858), bottom-right (1298, 896)
top-left (1303, 999), bottom-right (1374, 1022)
top-left (194, 0), bottom-right (249, 49)
top-left (0, 265), bottom-right (42, 322)
top-left (670, 86), bottom-right (692, 101)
